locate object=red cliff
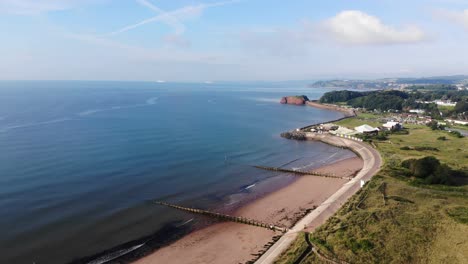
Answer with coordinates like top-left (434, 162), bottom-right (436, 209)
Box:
top-left (280, 95), bottom-right (309, 105)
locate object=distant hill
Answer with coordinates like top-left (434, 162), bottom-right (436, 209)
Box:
top-left (397, 75), bottom-right (468, 84)
top-left (310, 75), bottom-right (468, 89)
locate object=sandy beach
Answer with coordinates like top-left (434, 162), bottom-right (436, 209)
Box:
top-left (134, 157), bottom-right (363, 264)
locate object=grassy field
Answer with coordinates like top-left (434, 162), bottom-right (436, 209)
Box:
top-left (447, 123), bottom-right (468, 130)
top-left (333, 112), bottom-right (382, 128)
top-left (276, 114), bottom-right (468, 264)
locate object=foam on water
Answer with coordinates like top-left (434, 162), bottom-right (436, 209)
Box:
top-left (87, 243), bottom-right (145, 264)
top-left (244, 183), bottom-right (256, 190)
top-left (146, 97), bottom-right (159, 105)
top-left (177, 218), bottom-right (194, 227)
top-left (78, 96), bottom-right (159, 117)
top-left (0, 118), bottom-right (72, 133)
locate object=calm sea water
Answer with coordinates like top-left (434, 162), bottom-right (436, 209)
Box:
top-left (0, 81), bottom-right (354, 263)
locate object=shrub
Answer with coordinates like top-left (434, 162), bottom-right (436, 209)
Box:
top-left (447, 207), bottom-right (468, 224)
top-left (449, 130), bottom-right (464, 138)
top-left (401, 156), bottom-right (461, 185)
top-left (437, 136), bottom-right (447, 141)
top-left (427, 120), bottom-right (439, 130)
top-left (400, 146), bottom-right (411, 150)
top-left (413, 146), bottom-right (439, 151)
top-left (392, 129), bottom-right (409, 135)
top-left (374, 131), bottom-right (389, 141)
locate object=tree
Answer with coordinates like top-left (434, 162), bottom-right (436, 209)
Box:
top-left (454, 100), bottom-right (468, 114)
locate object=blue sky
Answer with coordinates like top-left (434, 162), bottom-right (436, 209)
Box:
top-left (1, 0), bottom-right (468, 81)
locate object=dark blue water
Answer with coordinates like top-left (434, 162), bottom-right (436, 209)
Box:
top-left (0, 81), bottom-right (354, 263)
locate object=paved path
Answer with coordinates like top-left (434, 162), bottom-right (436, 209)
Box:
top-left (255, 134), bottom-right (382, 264)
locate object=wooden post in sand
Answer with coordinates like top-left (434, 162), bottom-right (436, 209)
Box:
top-left (154, 201), bottom-right (288, 233)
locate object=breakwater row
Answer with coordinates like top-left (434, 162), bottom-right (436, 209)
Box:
top-left (154, 201), bottom-right (289, 233)
top-left (253, 165), bottom-right (348, 180)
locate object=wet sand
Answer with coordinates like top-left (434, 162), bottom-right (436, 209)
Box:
top-left (134, 157), bottom-right (363, 264)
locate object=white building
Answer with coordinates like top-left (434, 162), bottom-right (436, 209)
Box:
top-left (355, 124), bottom-right (379, 134)
top-left (383, 121), bottom-right (403, 130)
top-left (445, 119), bottom-right (468, 125)
top-left (434, 100), bottom-right (456, 107)
top-left (409, 109), bottom-right (425, 114)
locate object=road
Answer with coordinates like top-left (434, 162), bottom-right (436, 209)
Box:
top-left (255, 134), bottom-right (382, 264)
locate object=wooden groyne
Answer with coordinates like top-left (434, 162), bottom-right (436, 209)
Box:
top-left (154, 201), bottom-right (288, 233)
top-left (253, 165), bottom-right (350, 180)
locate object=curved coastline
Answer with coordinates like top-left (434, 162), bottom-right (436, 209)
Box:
top-left (255, 103), bottom-right (382, 264)
top-left (134, 158), bottom-right (363, 264)
top-left (131, 102), bottom-right (381, 264)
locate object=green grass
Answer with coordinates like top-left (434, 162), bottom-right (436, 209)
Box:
top-left (337, 113), bottom-right (467, 170)
top-left (276, 115), bottom-right (468, 264)
top-left (334, 113), bottom-right (381, 128)
top-left (275, 233), bottom-right (310, 264)
top-left (447, 124), bottom-right (468, 130)
top-left (447, 207), bottom-right (468, 224)
top-left (376, 126), bottom-right (467, 170)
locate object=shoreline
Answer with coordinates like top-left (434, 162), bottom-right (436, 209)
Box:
top-left (132, 101), bottom-right (374, 264)
top-left (134, 157), bottom-right (363, 264)
top-left (256, 134), bottom-right (382, 263)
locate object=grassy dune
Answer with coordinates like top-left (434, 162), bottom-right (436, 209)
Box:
top-left (276, 114), bottom-right (468, 264)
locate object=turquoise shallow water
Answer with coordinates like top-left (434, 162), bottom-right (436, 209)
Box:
top-left (0, 81), bottom-right (354, 263)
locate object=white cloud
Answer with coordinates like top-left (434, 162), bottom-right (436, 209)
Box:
top-left (434, 9), bottom-right (468, 30)
top-left (321, 10), bottom-right (426, 45)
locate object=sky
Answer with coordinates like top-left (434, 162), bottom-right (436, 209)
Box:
top-left (0, 0), bottom-right (468, 81)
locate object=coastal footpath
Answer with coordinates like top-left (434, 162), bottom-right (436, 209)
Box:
top-left (255, 133), bottom-right (382, 264)
top-left (306, 100), bottom-right (356, 117)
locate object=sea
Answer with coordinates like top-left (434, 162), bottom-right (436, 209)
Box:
top-left (0, 81), bottom-right (355, 263)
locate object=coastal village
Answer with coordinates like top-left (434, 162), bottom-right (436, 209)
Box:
top-left (142, 89), bottom-right (466, 264)
top-left (273, 89), bottom-right (467, 264)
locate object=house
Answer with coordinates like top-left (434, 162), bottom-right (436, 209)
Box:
top-left (355, 124), bottom-right (379, 135)
top-left (445, 119), bottom-right (468, 125)
top-left (434, 100), bottom-right (456, 107)
top-left (383, 121), bottom-right (403, 131)
top-left (409, 109), bottom-right (425, 114)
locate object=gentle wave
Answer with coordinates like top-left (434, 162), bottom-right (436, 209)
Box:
top-left (146, 97), bottom-right (159, 105)
top-left (0, 118), bottom-right (72, 133)
top-left (177, 218), bottom-right (194, 227)
top-left (77, 109), bottom-right (101, 117)
top-left (244, 184), bottom-right (256, 190)
top-left (87, 243), bottom-right (145, 264)
top-left (78, 96), bottom-right (159, 117)
top-left (0, 96), bottom-right (160, 133)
